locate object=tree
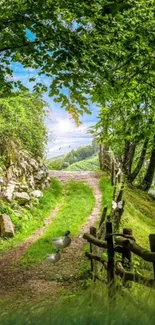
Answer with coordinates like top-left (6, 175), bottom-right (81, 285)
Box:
top-left (91, 85), bottom-right (155, 188)
top-left (139, 136), bottom-right (155, 191)
top-left (0, 91), bottom-right (47, 157)
top-left (1, 1), bottom-right (155, 123)
top-left (129, 138), bottom-right (149, 183)
top-left (1, 0), bottom-right (155, 189)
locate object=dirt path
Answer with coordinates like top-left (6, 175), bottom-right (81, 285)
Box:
top-left (0, 171), bottom-right (102, 299)
top-left (0, 204), bottom-right (62, 268)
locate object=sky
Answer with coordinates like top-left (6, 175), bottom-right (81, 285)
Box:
top-left (11, 62), bottom-right (99, 159)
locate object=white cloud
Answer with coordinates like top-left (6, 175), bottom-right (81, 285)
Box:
top-left (46, 114), bottom-right (95, 158)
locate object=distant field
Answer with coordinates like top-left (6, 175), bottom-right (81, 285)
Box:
top-left (65, 155), bottom-right (99, 171)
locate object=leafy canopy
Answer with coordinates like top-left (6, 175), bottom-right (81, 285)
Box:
top-left (1, 1), bottom-right (155, 122)
top-left (0, 91), bottom-right (47, 157)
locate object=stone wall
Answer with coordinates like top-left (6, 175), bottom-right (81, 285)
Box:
top-left (0, 142), bottom-right (50, 208)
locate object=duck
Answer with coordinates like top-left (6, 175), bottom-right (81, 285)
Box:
top-left (45, 249), bottom-right (61, 263)
top-left (52, 230), bottom-right (71, 250)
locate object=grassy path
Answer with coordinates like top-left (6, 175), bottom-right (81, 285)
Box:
top-left (0, 202), bottom-right (62, 268)
top-left (21, 181), bottom-right (95, 264)
top-left (0, 171), bottom-right (102, 302)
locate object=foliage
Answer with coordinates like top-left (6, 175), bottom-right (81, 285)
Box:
top-left (91, 97), bottom-right (155, 189)
top-left (48, 144), bottom-right (98, 170)
top-left (21, 181), bottom-right (95, 264)
top-left (48, 157), bottom-right (63, 171)
top-left (0, 178), bottom-right (62, 252)
top-left (2, 1), bottom-right (155, 184)
top-left (0, 91), bottom-right (47, 157)
top-left (66, 155), bottom-right (99, 171)
top-left (2, 1), bottom-right (155, 122)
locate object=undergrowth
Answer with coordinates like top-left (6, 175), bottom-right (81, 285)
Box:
top-left (0, 178), bottom-right (62, 252)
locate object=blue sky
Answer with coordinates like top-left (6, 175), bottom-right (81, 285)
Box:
top-left (11, 62), bottom-right (98, 159)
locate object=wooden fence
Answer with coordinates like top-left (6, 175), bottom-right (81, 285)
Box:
top-left (83, 220), bottom-right (155, 302)
top-left (99, 145), bottom-right (122, 187)
top-left (94, 146), bottom-right (155, 301)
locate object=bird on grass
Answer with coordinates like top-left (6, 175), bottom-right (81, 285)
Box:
top-left (52, 230), bottom-right (71, 250)
top-left (46, 249), bottom-right (61, 263)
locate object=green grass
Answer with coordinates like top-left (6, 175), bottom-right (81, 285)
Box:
top-left (99, 177), bottom-right (155, 247)
top-left (99, 176), bottom-right (155, 277)
top-left (0, 178), bottom-right (62, 252)
top-left (1, 285), bottom-right (155, 325)
top-left (122, 186), bottom-right (155, 249)
top-left (21, 181), bottom-right (95, 264)
top-left (66, 155), bottom-right (99, 171)
top-left (99, 176), bottom-right (113, 215)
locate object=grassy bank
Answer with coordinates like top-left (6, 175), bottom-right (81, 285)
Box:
top-left (99, 176), bottom-right (113, 215)
top-left (99, 176), bottom-right (155, 246)
top-left (21, 181), bottom-right (95, 264)
top-left (66, 155), bottom-right (99, 171)
top-left (99, 176), bottom-right (155, 279)
top-left (0, 178), bottom-right (62, 252)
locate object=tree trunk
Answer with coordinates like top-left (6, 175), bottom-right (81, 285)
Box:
top-left (139, 136), bottom-right (155, 191)
top-left (129, 138), bottom-right (149, 183)
top-left (99, 145), bottom-right (102, 170)
top-left (123, 141), bottom-right (136, 177)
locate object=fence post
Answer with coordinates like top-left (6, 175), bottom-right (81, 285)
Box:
top-left (106, 221), bottom-right (115, 303)
top-left (90, 227), bottom-right (97, 281)
top-left (149, 234), bottom-right (155, 280)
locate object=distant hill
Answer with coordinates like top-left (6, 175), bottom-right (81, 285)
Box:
top-left (48, 143), bottom-right (99, 171)
top-left (65, 155), bottom-right (99, 171)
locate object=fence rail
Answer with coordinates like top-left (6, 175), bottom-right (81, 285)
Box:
top-left (83, 220), bottom-right (155, 302)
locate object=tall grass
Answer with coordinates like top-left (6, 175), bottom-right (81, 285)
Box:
top-left (1, 284), bottom-right (155, 325)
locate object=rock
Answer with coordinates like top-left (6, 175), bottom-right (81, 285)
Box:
top-left (0, 177), bottom-right (5, 185)
top-left (18, 184), bottom-right (29, 192)
top-left (3, 182), bottom-right (16, 201)
top-left (41, 183), bottom-right (46, 190)
top-left (14, 192), bottom-right (30, 205)
top-left (29, 158), bottom-right (39, 170)
top-left (0, 214), bottom-right (15, 237)
top-left (28, 175), bottom-right (35, 189)
top-left (7, 166), bottom-right (14, 181)
top-left (31, 190), bottom-right (43, 198)
top-left (19, 161), bottom-right (29, 174)
top-left (34, 170), bottom-right (46, 181)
